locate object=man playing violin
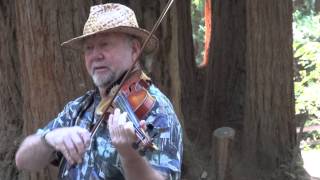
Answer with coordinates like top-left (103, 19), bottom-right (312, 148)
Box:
top-left (15, 3), bottom-right (182, 180)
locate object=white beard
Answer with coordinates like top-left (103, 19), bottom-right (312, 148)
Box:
top-left (92, 71), bottom-right (116, 88)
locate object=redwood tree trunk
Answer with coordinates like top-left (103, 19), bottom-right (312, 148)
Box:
top-left (15, 0), bottom-right (93, 179)
top-left (243, 0), bottom-right (296, 177)
top-left (0, 1), bottom-right (22, 180)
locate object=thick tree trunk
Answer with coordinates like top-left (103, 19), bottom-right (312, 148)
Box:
top-left (0, 1), bottom-right (22, 180)
top-left (243, 0), bottom-right (296, 175)
top-left (15, 0), bottom-right (91, 179)
top-left (15, 0), bottom-right (95, 136)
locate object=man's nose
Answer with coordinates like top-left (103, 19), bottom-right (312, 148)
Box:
top-left (91, 46), bottom-right (104, 60)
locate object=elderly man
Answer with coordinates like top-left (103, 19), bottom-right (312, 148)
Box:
top-left (15, 3), bottom-right (182, 180)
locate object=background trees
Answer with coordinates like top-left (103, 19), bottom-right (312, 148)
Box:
top-left (0, 0), bottom-right (305, 179)
top-left (293, 0), bottom-right (320, 151)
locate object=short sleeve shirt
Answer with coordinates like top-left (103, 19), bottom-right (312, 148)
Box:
top-left (37, 85), bottom-right (183, 180)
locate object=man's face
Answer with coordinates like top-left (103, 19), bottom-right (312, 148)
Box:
top-left (83, 32), bottom-right (140, 89)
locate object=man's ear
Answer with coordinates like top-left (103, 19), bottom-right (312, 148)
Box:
top-left (131, 38), bottom-right (141, 61)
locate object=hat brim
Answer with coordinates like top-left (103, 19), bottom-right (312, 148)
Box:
top-left (61, 26), bottom-right (159, 54)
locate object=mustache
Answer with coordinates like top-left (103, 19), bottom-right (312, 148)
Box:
top-left (91, 62), bottom-right (111, 73)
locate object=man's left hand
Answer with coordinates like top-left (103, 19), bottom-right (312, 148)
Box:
top-left (107, 108), bottom-right (140, 159)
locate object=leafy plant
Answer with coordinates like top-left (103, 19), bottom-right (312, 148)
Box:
top-left (293, 8), bottom-right (320, 150)
top-left (293, 10), bottom-right (320, 123)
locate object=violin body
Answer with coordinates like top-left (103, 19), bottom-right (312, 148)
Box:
top-left (114, 91), bottom-right (158, 154)
top-left (95, 70), bottom-right (158, 154)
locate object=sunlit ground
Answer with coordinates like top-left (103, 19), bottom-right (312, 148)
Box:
top-left (302, 149), bottom-right (320, 178)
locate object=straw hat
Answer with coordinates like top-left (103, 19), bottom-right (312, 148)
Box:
top-left (61, 3), bottom-right (159, 53)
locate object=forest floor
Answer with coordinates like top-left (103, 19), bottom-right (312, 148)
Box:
top-left (302, 149), bottom-right (320, 179)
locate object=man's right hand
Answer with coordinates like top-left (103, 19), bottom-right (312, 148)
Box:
top-left (45, 127), bottom-right (91, 165)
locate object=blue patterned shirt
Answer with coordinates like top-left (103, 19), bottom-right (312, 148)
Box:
top-left (37, 85), bottom-right (183, 180)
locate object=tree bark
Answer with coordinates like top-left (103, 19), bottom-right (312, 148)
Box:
top-left (0, 1), bottom-right (22, 180)
top-left (13, 0), bottom-right (97, 179)
top-left (243, 0), bottom-right (296, 173)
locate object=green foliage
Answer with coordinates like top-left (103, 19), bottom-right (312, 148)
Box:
top-left (293, 0), bottom-right (318, 15)
top-left (294, 7), bottom-right (320, 150)
top-left (191, 0), bottom-right (205, 65)
top-left (293, 10), bottom-right (320, 121)
top-left (300, 130), bottom-right (320, 150)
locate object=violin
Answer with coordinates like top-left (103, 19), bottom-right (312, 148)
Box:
top-left (95, 70), bottom-right (159, 155)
